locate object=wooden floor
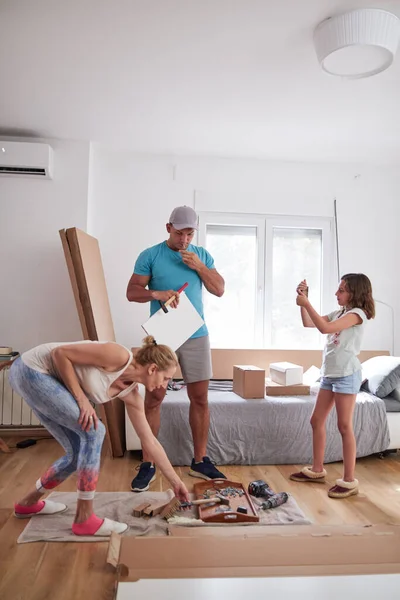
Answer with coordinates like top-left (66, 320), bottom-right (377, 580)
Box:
top-left (0, 436), bottom-right (399, 600)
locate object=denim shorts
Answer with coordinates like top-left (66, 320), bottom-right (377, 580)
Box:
top-left (320, 370), bottom-right (362, 394)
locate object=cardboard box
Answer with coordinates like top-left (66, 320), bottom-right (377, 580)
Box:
top-left (233, 365), bottom-right (265, 399)
top-left (265, 379), bottom-right (310, 396)
top-left (270, 361), bottom-right (303, 385)
top-left (107, 525), bottom-right (400, 580)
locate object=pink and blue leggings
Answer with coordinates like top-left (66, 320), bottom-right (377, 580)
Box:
top-left (9, 358), bottom-right (106, 500)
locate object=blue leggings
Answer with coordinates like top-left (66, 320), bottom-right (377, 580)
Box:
top-left (9, 358), bottom-right (106, 500)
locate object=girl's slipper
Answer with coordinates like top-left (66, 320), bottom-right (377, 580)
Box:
top-left (14, 499), bottom-right (68, 519)
top-left (289, 466), bottom-right (327, 483)
top-left (328, 478), bottom-right (359, 499)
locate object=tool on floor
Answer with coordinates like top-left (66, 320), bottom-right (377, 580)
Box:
top-left (160, 493), bottom-right (229, 520)
top-left (194, 480), bottom-right (259, 523)
top-left (180, 493), bottom-right (230, 509)
top-left (248, 480), bottom-right (289, 510)
top-left (160, 497), bottom-right (184, 519)
top-left (248, 479), bottom-right (276, 499)
top-left (259, 492), bottom-right (289, 510)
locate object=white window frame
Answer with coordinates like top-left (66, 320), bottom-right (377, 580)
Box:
top-left (264, 215), bottom-right (333, 348)
top-left (198, 212), bottom-right (265, 346)
top-left (198, 211), bottom-right (334, 349)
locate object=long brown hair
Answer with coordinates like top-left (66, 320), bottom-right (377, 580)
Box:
top-left (134, 336), bottom-right (178, 371)
top-left (341, 273), bottom-right (375, 320)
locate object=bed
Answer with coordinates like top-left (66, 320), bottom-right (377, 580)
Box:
top-left (125, 348), bottom-right (399, 463)
top-left (125, 383), bottom-right (399, 465)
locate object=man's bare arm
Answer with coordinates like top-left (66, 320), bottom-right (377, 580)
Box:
top-left (126, 273), bottom-right (179, 306)
top-left (196, 266), bottom-right (225, 297)
top-left (180, 251), bottom-right (225, 297)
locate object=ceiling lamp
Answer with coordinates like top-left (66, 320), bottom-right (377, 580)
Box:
top-left (313, 8), bottom-right (400, 78)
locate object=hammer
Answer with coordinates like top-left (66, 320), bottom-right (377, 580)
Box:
top-left (180, 493), bottom-right (230, 509)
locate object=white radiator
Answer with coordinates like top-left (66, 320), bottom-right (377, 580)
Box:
top-left (0, 366), bottom-right (41, 427)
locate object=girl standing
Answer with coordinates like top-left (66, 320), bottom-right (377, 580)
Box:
top-left (290, 274), bottom-right (375, 499)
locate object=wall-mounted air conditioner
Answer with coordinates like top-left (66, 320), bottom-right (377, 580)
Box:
top-left (0, 141), bottom-right (54, 179)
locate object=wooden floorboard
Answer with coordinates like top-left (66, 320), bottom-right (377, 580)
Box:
top-left (0, 436), bottom-right (399, 599)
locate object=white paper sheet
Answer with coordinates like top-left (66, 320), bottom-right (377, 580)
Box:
top-left (141, 292), bottom-right (204, 351)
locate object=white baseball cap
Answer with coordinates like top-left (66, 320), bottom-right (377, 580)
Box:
top-left (169, 206), bottom-right (198, 230)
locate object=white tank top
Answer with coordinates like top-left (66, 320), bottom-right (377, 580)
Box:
top-left (21, 341), bottom-right (137, 405)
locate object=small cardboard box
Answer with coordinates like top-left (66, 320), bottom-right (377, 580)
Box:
top-left (233, 365), bottom-right (265, 399)
top-left (265, 378), bottom-right (310, 396)
top-left (270, 361), bottom-right (303, 385)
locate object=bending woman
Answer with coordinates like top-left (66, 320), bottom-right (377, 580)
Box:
top-left (9, 336), bottom-right (189, 536)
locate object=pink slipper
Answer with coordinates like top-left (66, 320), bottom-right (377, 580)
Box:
top-left (14, 499), bottom-right (68, 519)
top-left (72, 514), bottom-right (128, 536)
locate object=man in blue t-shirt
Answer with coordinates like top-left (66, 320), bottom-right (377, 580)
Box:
top-left (127, 206), bottom-right (226, 491)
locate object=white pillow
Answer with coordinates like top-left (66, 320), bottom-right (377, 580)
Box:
top-left (361, 356), bottom-right (400, 398)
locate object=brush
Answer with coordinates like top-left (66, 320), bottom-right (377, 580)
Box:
top-left (160, 493), bottom-right (229, 520)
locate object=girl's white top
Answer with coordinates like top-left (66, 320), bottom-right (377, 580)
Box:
top-left (321, 308), bottom-right (367, 378)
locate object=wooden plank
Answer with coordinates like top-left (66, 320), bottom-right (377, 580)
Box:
top-left (66, 228), bottom-right (125, 457)
top-left (107, 532), bottom-right (122, 569)
top-left (142, 499), bottom-right (172, 517)
top-left (116, 527), bottom-right (400, 580)
top-left (59, 229), bottom-right (89, 339)
top-left (64, 228), bottom-right (98, 340)
top-left (60, 228), bottom-right (113, 454)
top-left (60, 227), bottom-right (125, 458)
top-left (66, 227), bottom-right (115, 341)
top-left (132, 503), bottom-right (151, 518)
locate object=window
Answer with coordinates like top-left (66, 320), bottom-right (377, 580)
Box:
top-left (198, 212), bottom-right (334, 349)
top-left (204, 224), bottom-right (259, 348)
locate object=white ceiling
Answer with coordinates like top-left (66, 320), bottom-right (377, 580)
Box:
top-left (1, 0), bottom-right (400, 163)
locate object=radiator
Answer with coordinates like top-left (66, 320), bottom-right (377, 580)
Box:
top-left (0, 365), bottom-right (41, 427)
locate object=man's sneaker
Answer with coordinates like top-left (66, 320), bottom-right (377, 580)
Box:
top-left (130, 462), bottom-right (156, 492)
top-left (189, 456), bottom-right (227, 480)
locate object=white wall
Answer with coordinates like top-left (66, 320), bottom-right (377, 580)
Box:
top-left (89, 146), bottom-right (399, 354)
top-left (2, 139), bottom-right (396, 356)
top-left (0, 138), bottom-right (91, 352)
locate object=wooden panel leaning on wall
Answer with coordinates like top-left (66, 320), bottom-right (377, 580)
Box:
top-left (59, 227), bottom-right (126, 458)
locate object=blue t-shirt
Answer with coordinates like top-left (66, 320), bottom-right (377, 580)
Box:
top-left (133, 241), bottom-right (215, 339)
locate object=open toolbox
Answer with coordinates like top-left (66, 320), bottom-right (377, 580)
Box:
top-left (193, 479), bottom-right (259, 523)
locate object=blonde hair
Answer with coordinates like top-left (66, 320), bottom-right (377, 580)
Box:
top-left (341, 273), bottom-right (375, 320)
top-left (134, 336), bottom-right (178, 371)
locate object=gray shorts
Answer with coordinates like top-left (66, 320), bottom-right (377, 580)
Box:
top-left (176, 335), bottom-right (213, 384)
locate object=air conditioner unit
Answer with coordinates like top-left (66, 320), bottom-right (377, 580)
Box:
top-left (0, 141), bottom-right (54, 179)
